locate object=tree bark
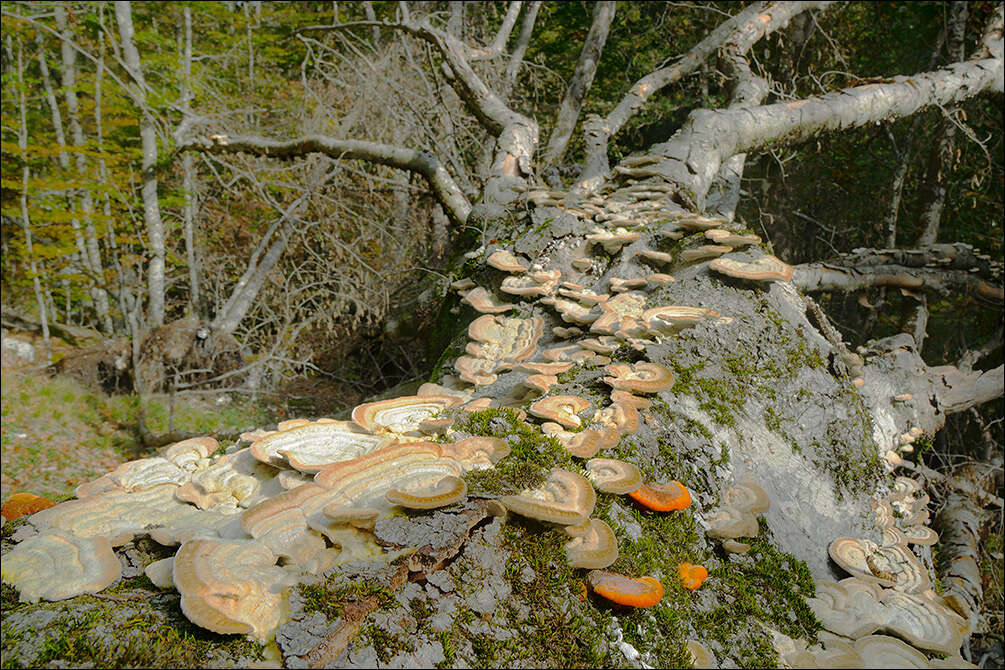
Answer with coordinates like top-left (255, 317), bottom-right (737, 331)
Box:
top-left (639, 51), bottom-right (1003, 210)
top-left (181, 134), bottom-right (472, 225)
top-left (540, 1), bottom-right (616, 168)
top-left (55, 4), bottom-right (114, 334)
top-left (181, 6), bottom-right (200, 316)
top-left (15, 36), bottom-right (52, 364)
top-left (575, 1), bottom-right (830, 194)
top-left (115, 0), bottom-right (166, 328)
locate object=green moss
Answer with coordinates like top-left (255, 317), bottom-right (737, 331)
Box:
top-left (0, 578), bottom-right (265, 668)
top-left (362, 622), bottom-right (415, 663)
top-left (297, 579), bottom-right (396, 621)
top-left (453, 409), bottom-right (575, 495)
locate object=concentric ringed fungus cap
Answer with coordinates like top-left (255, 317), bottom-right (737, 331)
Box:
top-left (352, 394), bottom-right (462, 436)
top-left (386, 475), bottom-right (467, 510)
top-left (486, 249), bottom-right (528, 273)
top-left (529, 395), bottom-right (590, 429)
top-left (587, 570), bottom-right (664, 608)
top-left (680, 244), bottom-right (731, 262)
top-left (722, 479), bottom-right (771, 514)
top-left (705, 229), bottom-right (761, 247)
top-left (1, 529), bottom-right (121, 603)
top-left (629, 481), bottom-right (692, 512)
top-left (603, 361), bottom-right (674, 394)
top-left (709, 255), bottom-right (793, 282)
top-left (827, 538), bottom-right (898, 588)
top-left (585, 458), bottom-right (643, 495)
top-left (173, 537), bottom-right (290, 641)
top-left (501, 469), bottom-right (596, 525)
top-left (706, 505), bottom-right (759, 539)
top-left (564, 518), bottom-right (619, 569)
top-left (461, 287), bottom-right (513, 314)
top-left (853, 634), bottom-right (931, 668)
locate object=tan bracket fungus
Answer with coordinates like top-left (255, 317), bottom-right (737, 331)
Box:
top-left (352, 394), bottom-right (463, 437)
top-left (709, 255), bottom-right (794, 282)
top-left (173, 537), bottom-right (292, 642)
top-left (501, 469), bottom-right (597, 526)
top-left (460, 286), bottom-right (513, 314)
top-left (564, 518), bottom-right (619, 569)
top-left (249, 422), bottom-right (392, 472)
top-left (386, 475), bottom-right (468, 509)
top-left (585, 458), bottom-right (643, 495)
top-left (603, 361), bottom-right (674, 394)
top-left (705, 229), bottom-right (761, 247)
top-left (486, 249), bottom-right (528, 273)
top-left (529, 395), bottom-right (591, 429)
top-left (1, 529), bottom-right (121, 603)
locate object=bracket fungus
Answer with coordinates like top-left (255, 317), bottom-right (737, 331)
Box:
top-left (603, 361), bottom-right (674, 394)
top-left (249, 422), bottom-right (392, 472)
top-left (628, 481), bottom-right (692, 512)
top-left (174, 538), bottom-right (292, 642)
top-left (586, 227), bottom-right (642, 254)
top-left (1, 529), bottom-right (121, 603)
top-left (636, 249), bottom-right (674, 266)
top-left (564, 518), bottom-right (619, 569)
top-left (386, 475), bottom-right (468, 509)
top-left (460, 286), bottom-right (513, 314)
top-left (585, 458), bottom-right (643, 495)
top-left (529, 395), bottom-right (591, 429)
top-left (352, 394), bottom-right (462, 437)
top-left (486, 249), bottom-right (528, 273)
top-left (74, 456), bottom-right (191, 498)
top-left (680, 244), bottom-right (731, 262)
top-left (678, 562), bottom-right (709, 590)
top-left (609, 277), bottom-right (649, 293)
top-left (828, 537), bottom-right (930, 593)
top-left (587, 570), bottom-right (664, 608)
top-left (705, 229), bottom-right (761, 247)
top-left (1, 492), bottom-right (56, 522)
top-left (591, 292), bottom-right (647, 335)
top-left (642, 305), bottom-right (722, 335)
top-left (708, 255), bottom-right (794, 282)
top-left (501, 469), bottom-right (597, 526)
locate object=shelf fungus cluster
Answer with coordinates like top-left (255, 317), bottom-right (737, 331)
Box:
top-left (785, 475), bottom-right (977, 667)
top-left (0, 395), bottom-right (510, 642)
top-left (705, 478), bottom-right (771, 554)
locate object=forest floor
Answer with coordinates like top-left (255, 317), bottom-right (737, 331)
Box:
top-left (0, 352), bottom-right (271, 503)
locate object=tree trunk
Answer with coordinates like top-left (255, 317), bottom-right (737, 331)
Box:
top-left (181, 6), bottom-right (200, 316)
top-left (115, 0), bottom-right (166, 328)
top-left (540, 1), bottom-right (616, 168)
top-left (55, 4), bottom-right (114, 334)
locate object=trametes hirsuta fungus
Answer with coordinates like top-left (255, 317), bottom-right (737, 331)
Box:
top-left (680, 244), bottom-right (731, 262)
top-left (352, 394), bottom-right (462, 437)
top-left (501, 269), bottom-right (561, 298)
top-left (641, 305), bottom-right (723, 335)
top-left (501, 469), bottom-right (596, 526)
top-left (591, 292), bottom-right (647, 335)
top-left (705, 478), bottom-right (770, 552)
top-left (564, 518), bottom-right (619, 569)
top-left (586, 227), bottom-right (642, 254)
top-left (672, 214), bottom-right (726, 231)
top-left (558, 285), bottom-right (609, 306)
top-left (386, 475), bottom-right (468, 509)
top-left (608, 277), bottom-right (649, 293)
top-left (708, 254), bottom-right (794, 282)
top-left (1, 529), bottom-right (121, 602)
top-left (486, 249), bottom-right (528, 273)
top-left (74, 456), bottom-right (192, 498)
top-left (173, 537), bottom-right (292, 642)
top-left (249, 422), bottom-right (392, 472)
top-left (460, 286), bottom-right (513, 314)
top-left (636, 249), bottom-right (674, 266)
top-left (828, 537), bottom-right (931, 593)
top-left (704, 229), bottom-right (761, 247)
top-left (529, 395), bottom-right (591, 428)
top-left (602, 361), bottom-right (674, 394)
top-left (587, 570), bottom-right (664, 608)
top-left (585, 458), bottom-right (643, 494)
top-left (177, 447), bottom-right (283, 511)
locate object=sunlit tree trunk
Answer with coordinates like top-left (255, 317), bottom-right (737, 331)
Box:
top-left (115, 0), bottom-right (166, 328)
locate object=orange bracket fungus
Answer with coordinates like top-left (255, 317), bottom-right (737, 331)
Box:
top-left (588, 570), bottom-right (664, 608)
top-left (1, 493), bottom-right (56, 523)
top-left (628, 480), bottom-right (692, 512)
top-left (678, 562), bottom-right (709, 590)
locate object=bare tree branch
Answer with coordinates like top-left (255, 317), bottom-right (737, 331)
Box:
top-left (502, 0), bottom-right (541, 99)
top-left (639, 48), bottom-right (1003, 209)
top-left (575, 1), bottom-right (830, 193)
top-left (791, 243), bottom-right (1004, 303)
top-left (179, 134), bottom-right (472, 225)
top-left (541, 1), bottom-right (616, 168)
top-left (467, 1), bottom-right (522, 61)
